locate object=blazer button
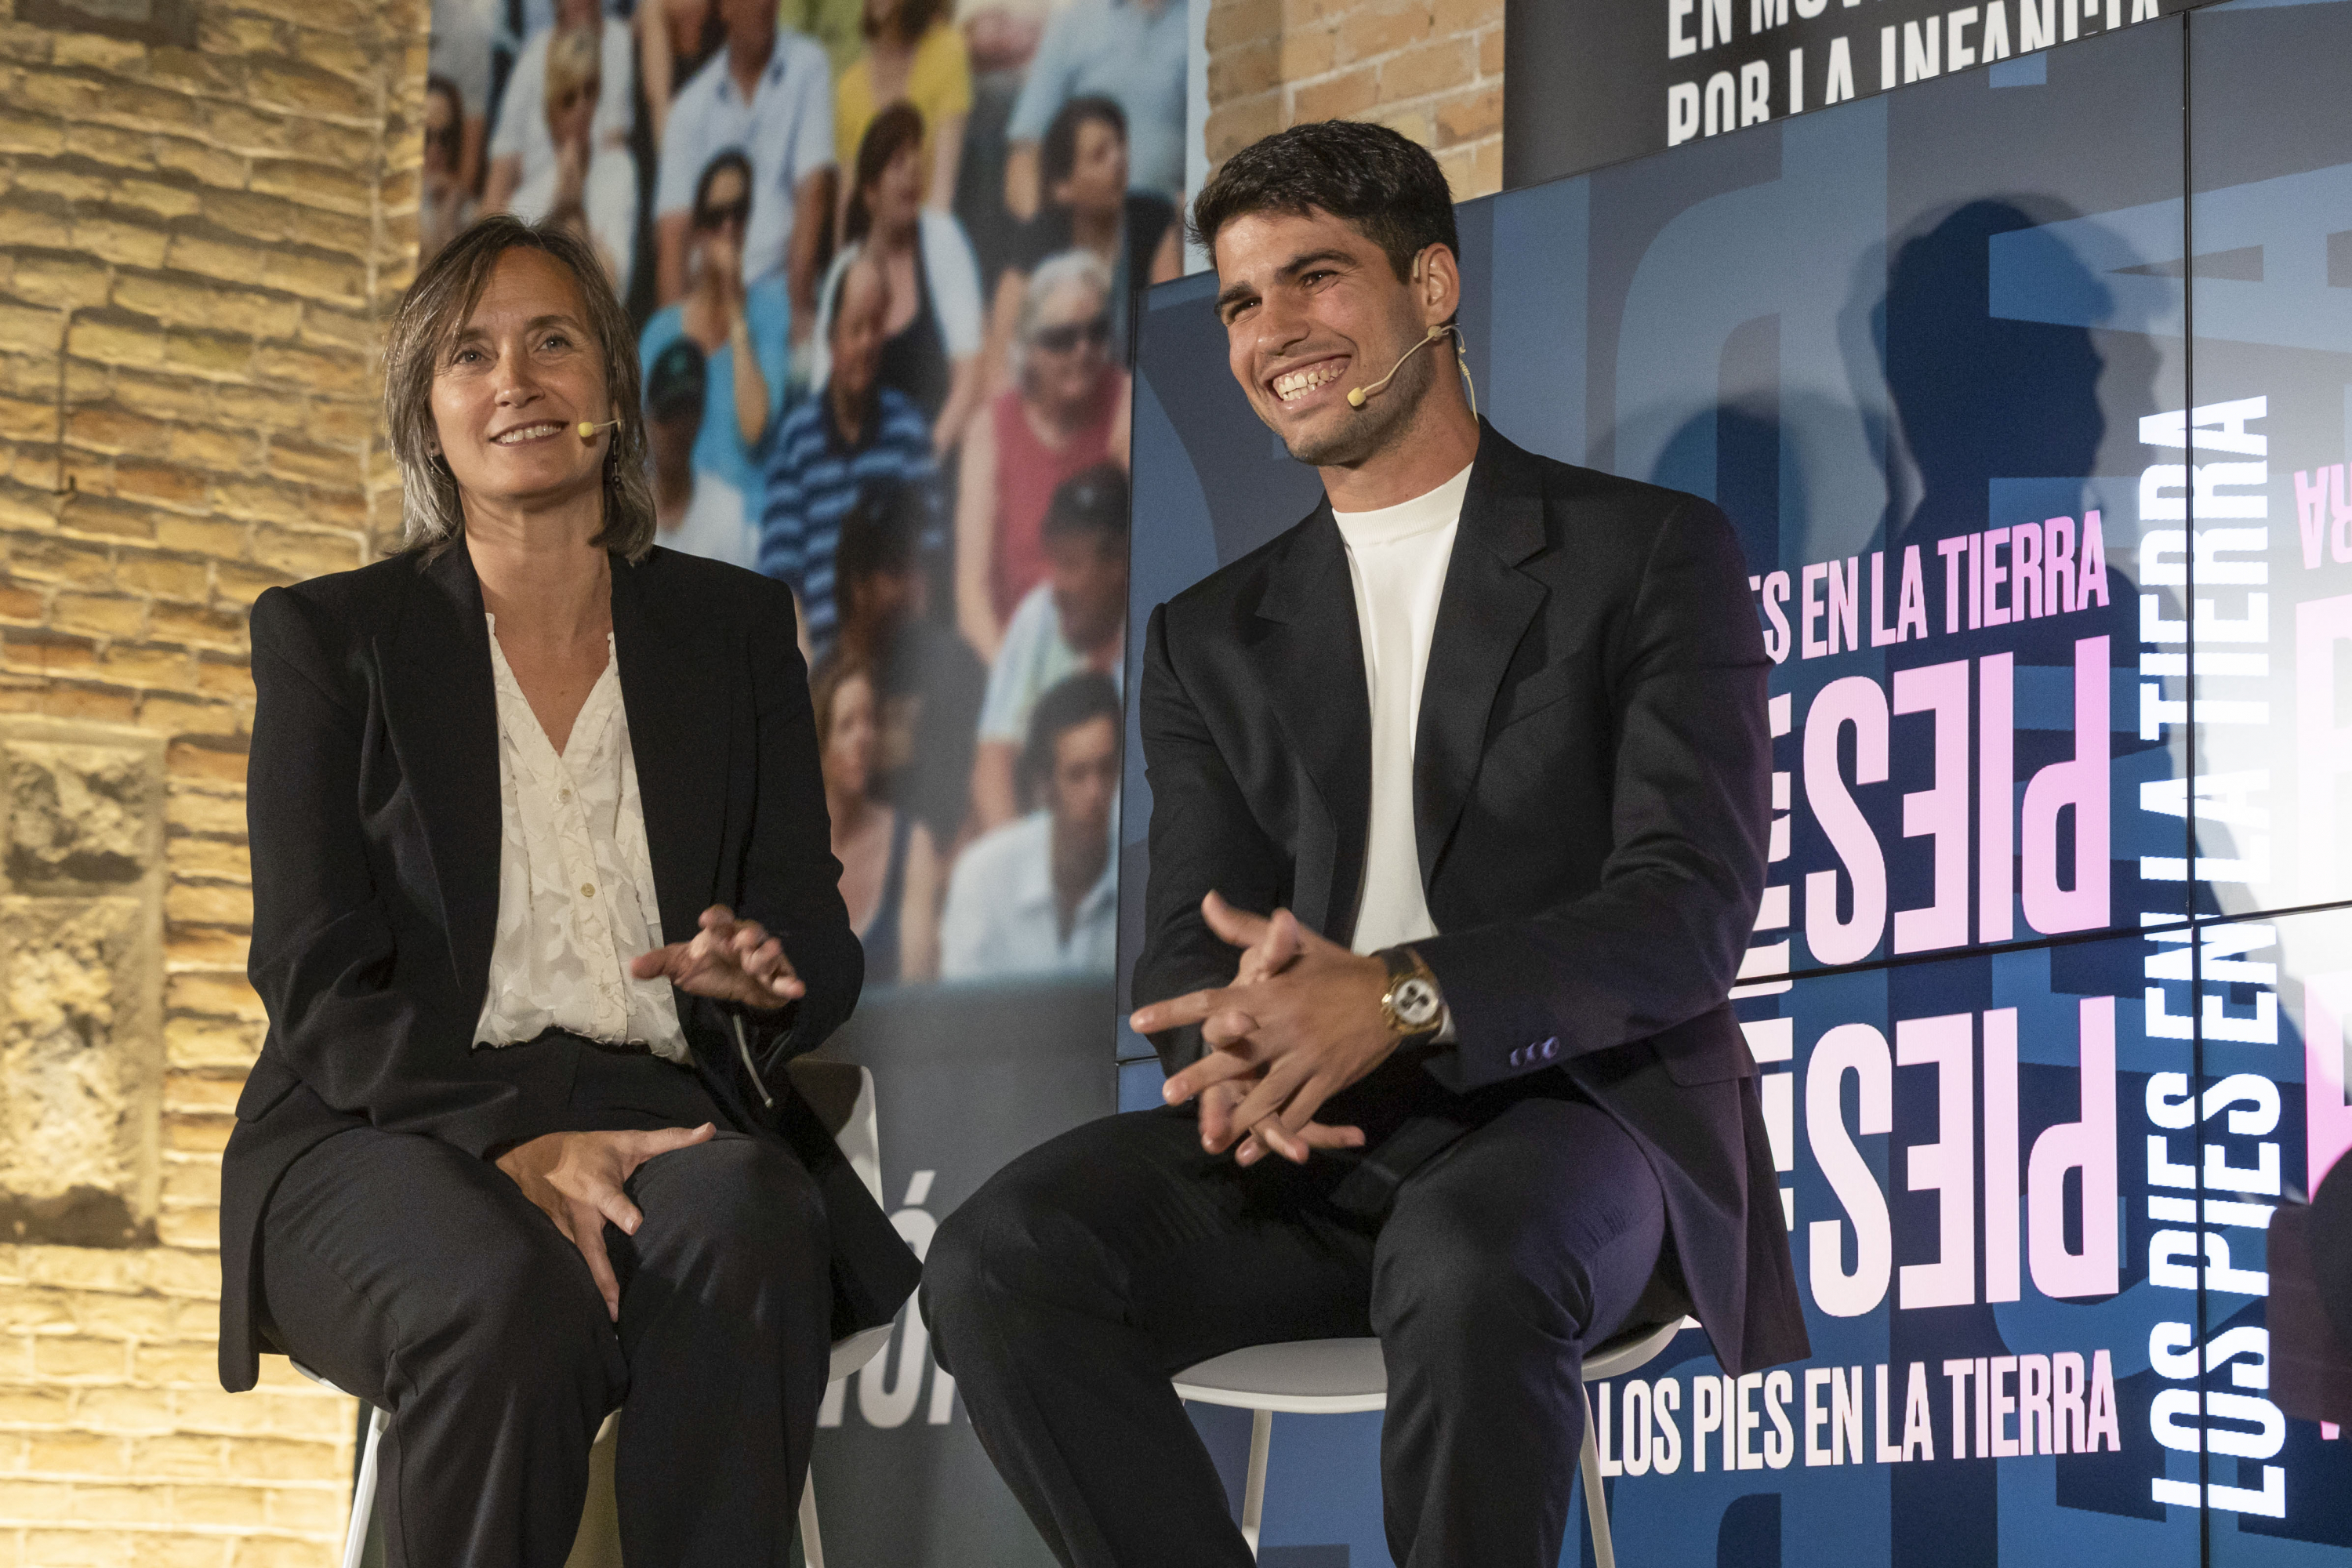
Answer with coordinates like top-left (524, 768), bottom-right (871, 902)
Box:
top-left (1540, 1037), bottom-right (1559, 1060)
top-left (1508, 1047), bottom-right (1526, 1067)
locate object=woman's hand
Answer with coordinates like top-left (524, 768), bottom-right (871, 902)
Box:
top-left (630, 904), bottom-right (805, 1011)
top-left (495, 1123), bottom-right (717, 1317)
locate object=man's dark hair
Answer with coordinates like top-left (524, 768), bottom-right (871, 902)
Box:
top-left (1041, 94), bottom-right (1126, 193)
top-left (1187, 120), bottom-right (1457, 284)
top-left (1041, 462), bottom-right (1129, 547)
top-left (1020, 671), bottom-right (1121, 808)
top-left (834, 481), bottom-right (923, 601)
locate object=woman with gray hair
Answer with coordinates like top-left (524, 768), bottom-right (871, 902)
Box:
top-left (215, 216), bottom-right (918, 1567)
top-left (954, 246), bottom-right (1131, 662)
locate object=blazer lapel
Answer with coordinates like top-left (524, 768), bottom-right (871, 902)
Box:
top-left (1414, 429), bottom-right (1548, 889)
top-left (379, 546), bottom-right (503, 1009)
top-left (1245, 506), bottom-right (1370, 942)
top-left (611, 552), bottom-right (730, 945)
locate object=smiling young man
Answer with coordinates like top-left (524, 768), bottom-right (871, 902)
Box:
top-left (924, 122), bottom-right (1806, 1568)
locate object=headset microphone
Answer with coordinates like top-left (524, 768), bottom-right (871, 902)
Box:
top-left (576, 418), bottom-right (622, 440)
top-left (1343, 324), bottom-right (1478, 418)
top-left (1346, 326), bottom-right (1446, 408)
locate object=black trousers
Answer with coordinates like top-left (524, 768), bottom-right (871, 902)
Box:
top-left (922, 1085), bottom-right (1668, 1568)
top-left (255, 1040), bottom-right (833, 1568)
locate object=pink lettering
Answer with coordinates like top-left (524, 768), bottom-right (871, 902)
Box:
top-left (2013, 524), bottom-right (2044, 619)
top-left (2027, 996), bottom-right (2118, 1299)
top-left (1895, 546), bottom-right (1929, 642)
top-left (2044, 515), bottom-right (2076, 613)
top-left (1978, 652), bottom-right (2014, 943)
top-left (1801, 562), bottom-right (1830, 659)
top-left (1759, 570), bottom-right (1792, 663)
top-left (1895, 1012), bottom-right (1975, 1308)
top-left (2076, 512), bottom-right (2109, 608)
top-left (1803, 677), bottom-right (1889, 965)
top-left (1828, 557), bottom-right (1861, 655)
top-left (1984, 526), bottom-right (2011, 627)
top-left (1983, 1008), bottom-right (2020, 1302)
top-left (1870, 550), bottom-right (1900, 647)
top-left (1891, 660), bottom-right (1968, 953)
top-left (2306, 970), bottom-right (2352, 1200)
top-left (2018, 1355), bottom-right (2053, 1455)
top-left (2052, 1352), bottom-right (2086, 1454)
top-left (1937, 535), bottom-right (1968, 634)
top-left (2020, 636), bottom-right (2108, 934)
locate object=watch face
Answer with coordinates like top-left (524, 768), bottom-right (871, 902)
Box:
top-left (1392, 975), bottom-right (1441, 1029)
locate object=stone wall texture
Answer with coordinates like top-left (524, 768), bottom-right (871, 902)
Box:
top-left (0, 0), bottom-right (428, 1550)
top-left (1204, 0), bottom-right (1504, 201)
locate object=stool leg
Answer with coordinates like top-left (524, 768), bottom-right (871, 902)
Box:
top-left (1240, 1408), bottom-right (1272, 1559)
top-left (799, 1466), bottom-right (826, 1568)
top-left (343, 1402), bottom-right (387, 1568)
top-left (1578, 1385), bottom-right (1615, 1568)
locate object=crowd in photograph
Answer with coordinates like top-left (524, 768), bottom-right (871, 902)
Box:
top-left (422, 0), bottom-right (1182, 984)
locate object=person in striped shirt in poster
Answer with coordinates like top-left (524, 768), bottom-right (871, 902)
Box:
top-left (757, 246), bottom-right (938, 659)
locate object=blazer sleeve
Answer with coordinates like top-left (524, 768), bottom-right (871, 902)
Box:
top-left (1415, 496), bottom-right (1771, 1093)
top-left (731, 575), bottom-right (862, 1068)
top-left (243, 586), bottom-right (575, 1158)
top-left (1132, 601), bottom-right (1287, 1076)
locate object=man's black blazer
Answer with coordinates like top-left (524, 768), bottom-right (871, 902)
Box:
top-left (217, 543), bottom-right (921, 1392)
top-left (1134, 423), bottom-right (1809, 1377)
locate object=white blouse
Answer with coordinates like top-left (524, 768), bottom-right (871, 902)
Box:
top-left (473, 615), bottom-right (691, 1062)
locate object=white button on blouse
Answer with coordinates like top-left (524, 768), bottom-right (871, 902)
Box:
top-left (472, 615), bottom-right (691, 1062)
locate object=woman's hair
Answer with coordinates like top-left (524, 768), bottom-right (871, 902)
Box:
top-left (808, 650), bottom-right (876, 757)
top-left (861, 0), bottom-right (946, 42)
top-left (382, 216), bottom-right (655, 561)
top-left (844, 102), bottom-right (927, 246)
top-left (1012, 247), bottom-right (1111, 380)
top-left (543, 25), bottom-right (601, 129)
top-left (1040, 94), bottom-right (1124, 195)
top-left (692, 148), bottom-right (753, 222)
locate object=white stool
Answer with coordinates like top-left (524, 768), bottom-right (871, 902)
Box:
top-left (299, 1058), bottom-right (894, 1568)
top-left (1171, 1317), bottom-right (1692, 1566)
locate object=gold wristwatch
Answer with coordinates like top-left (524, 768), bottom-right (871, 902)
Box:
top-left (1376, 945), bottom-right (1445, 1043)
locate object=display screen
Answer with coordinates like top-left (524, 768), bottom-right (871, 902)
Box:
top-left (1126, 2), bottom-right (2352, 1559)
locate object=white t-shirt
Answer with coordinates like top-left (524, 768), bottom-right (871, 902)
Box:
top-left (937, 808), bottom-right (1117, 981)
top-left (488, 19), bottom-right (635, 187)
top-left (1330, 461), bottom-right (1472, 956)
top-left (655, 38), bottom-right (836, 289)
top-left (977, 579), bottom-right (1122, 746)
top-left (657, 471), bottom-right (755, 571)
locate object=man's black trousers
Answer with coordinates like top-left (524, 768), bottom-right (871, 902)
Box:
top-left (253, 1040), bottom-right (833, 1568)
top-left (923, 1082), bottom-right (1670, 1568)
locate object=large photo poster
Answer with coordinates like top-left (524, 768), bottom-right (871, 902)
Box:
top-left (416, 0), bottom-right (1189, 1556)
top-left (1127, 1), bottom-right (2352, 1560)
top-left (422, 0), bottom-right (1182, 989)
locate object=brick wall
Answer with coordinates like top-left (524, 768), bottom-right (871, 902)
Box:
top-left (1204, 0), bottom-right (1504, 201)
top-left (0, 0), bottom-right (428, 1552)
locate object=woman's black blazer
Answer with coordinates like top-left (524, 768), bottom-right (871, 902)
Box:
top-left (217, 542), bottom-right (920, 1392)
